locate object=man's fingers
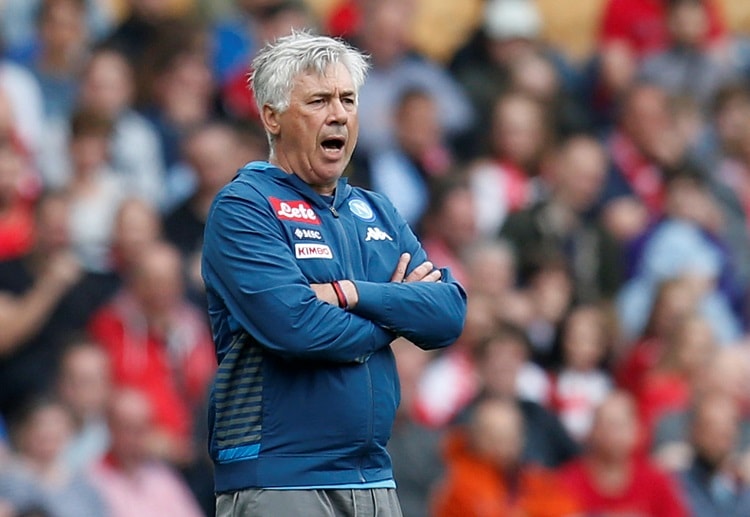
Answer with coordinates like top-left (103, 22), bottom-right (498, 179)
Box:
top-left (421, 269), bottom-right (442, 283)
top-left (390, 253), bottom-right (411, 282)
top-left (404, 261), bottom-right (434, 282)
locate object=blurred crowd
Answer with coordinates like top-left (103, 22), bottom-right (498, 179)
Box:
top-left (1, 0), bottom-right (750, 515)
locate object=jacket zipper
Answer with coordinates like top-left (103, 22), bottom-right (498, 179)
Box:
top-left (329, 200), bottom-right (373, 481)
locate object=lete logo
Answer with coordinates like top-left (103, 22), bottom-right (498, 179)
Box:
top-left (270, 197), bottom-right (320, 225)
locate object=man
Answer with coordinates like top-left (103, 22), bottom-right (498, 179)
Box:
top-left (89, 388), bottom-right (204, 517)
top-left (431, 397), bottom-right (581, 517)
top-left (201, 32), bottom-right (467, 516)
top-left (560, 391), bottom-right (688, 516)
top-left (678, 391), bottom-right (750, 516)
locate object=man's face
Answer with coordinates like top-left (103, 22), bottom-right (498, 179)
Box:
top-left (265, 62), bottom-right (358, 194)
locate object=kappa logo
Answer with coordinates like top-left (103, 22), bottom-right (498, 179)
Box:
top-left (270, 197), bottom-right (320, 225)
top-left (349, 199), bottom-right (375, 221)
top-left (293, 228), bottom-right (323, 241)
top-left (365, 227), bottom-right (393, 241)
top-left (295, 243), bottom-right (333, 259)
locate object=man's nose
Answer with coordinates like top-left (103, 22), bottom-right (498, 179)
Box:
top-left (328, 98), bottom-right (348, 124)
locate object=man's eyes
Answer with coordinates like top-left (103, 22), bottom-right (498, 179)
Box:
top-left (308, 97), bottom-right (356, 106)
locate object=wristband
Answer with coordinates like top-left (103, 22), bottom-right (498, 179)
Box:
top-left (331, 280), bottom-right (348, 309)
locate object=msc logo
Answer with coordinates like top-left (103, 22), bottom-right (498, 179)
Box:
top-left (365, 227), bottom-right (393, 241)
top-left (269, 197), bottom-right (320, 225)
top-left (293, 228), bottom-right (323, 241)
top-left (294, 243), bottom-right (333, 259)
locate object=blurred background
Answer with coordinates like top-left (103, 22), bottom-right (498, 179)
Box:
top-left (1, 0), bottom-right (750, 515)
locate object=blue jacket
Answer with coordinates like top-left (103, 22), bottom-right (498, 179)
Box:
top-left (202, 161), bottom-right (467, 492)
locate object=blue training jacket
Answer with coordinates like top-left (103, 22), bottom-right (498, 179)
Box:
top-left (201, 161), bottom-right (467, 493)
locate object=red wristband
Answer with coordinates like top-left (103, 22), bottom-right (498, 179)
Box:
top-left (331, 280), bottom-right (348, 309)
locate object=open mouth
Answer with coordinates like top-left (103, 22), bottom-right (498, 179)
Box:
top-left (321, 136), bottom-right (345, 153)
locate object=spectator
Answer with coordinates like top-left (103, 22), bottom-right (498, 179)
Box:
top-left (640, 0), bottom-right (736, 111)
top-left (593, 0), bottom-right (727, 121)
top-left (616, 277), bottom-right (699, 396)
top-left (88, 241), bottom-right (215, 466)
top-left (388, 339), bottom-right (444, 517)
top-left (352, 0), bottom-right (473, 156)
top-left (523, 258), bottom-right (575, 370)
top-left (710, 106), bottom-right (750, 288)
top-left (653, 347), bottom-right (750, 469)
top-left (507, 48), bottom-right (592, 137)
top-left (163, 122), bottom-right (244, 298)
top-left (453, 0), bottom-right (586, 154)
top-left (4, 397), bottom-right (107, 517)
top-left (551, 305), bottom-right (613, 442)
top-left (431, 396), bottom-right (581, 517)
top-left (637, 313), bottom-right (717, 441)
top-left (415, 293), bottom-right (496, 429)
top-left (39, 46), bottom-right (166, 206)
top-left (459, 322), bottom-right (580, 467)
top-left (0, 0), bottom-right (114, 52)
top-left (355, 88), bottom-right (453, 227)
top-left (9, 0), bottom-right (91, 121)
top-left (0, 132), bottom-right (35, 261)
top-left (102, 0), bottom-right (186, 69)
top-left (56, 336), bottom-right (111, 473)
top-left (110, 197), bottom-right (163, 278)
top-left (603, 82), bottom-right (688, 217)
top-left (88, 388), bottom-right (203, 517)
top-left (64, 109), bottom-right (125, 273)
top-left (693, 82), bottom-right (750, 173)
top-left (463, 238), bottom-right (517, 304)
top-left (501, 134), bottom-right (621, 302)
top-left (0, 192), bottom-right (115, 419)
top-left (560, 391), bottom-right (689, 516)
top-left (469, 91), bottom-right (549, 238)
top-left (138, 21), bottom-right (216, 189)
top-left (211, 0), bottom-right (313, 88)
top-left (419, 175), bottom-right (478, 287)
top-left (617, 172), bottom-right (743, 344)
top-left (0, 50), bottom-right (46, 162)
top-left (219, 0), bottom-right (314, 121)
top-left (679, 390), bottom-right (750, 516)
top-left (599, 0), bottom-right (726, 58)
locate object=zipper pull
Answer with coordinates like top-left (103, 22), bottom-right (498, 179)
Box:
top-left (329, 205), bottom-right (339, 218)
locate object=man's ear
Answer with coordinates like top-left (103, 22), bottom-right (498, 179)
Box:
top-left (261, 105), bottom-right (281, 138)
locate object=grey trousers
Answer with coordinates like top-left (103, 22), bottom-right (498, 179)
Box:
top-left (216, 488), bottom-right (403, 517)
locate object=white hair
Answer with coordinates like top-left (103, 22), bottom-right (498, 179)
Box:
top-left (251, 30), bottom-right (370, 116)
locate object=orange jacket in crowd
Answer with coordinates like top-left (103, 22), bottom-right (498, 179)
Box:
top-left (431, 431), bottom-right (581, 517)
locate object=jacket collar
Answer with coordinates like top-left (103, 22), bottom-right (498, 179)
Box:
top-left (238, 160), bottom-right (353, 210)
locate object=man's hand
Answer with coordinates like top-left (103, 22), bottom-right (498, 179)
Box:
top-left (390, 253), bottom-right (441, 283)
top-left (310, 283), bottom-right (338, 306)
top-left (310, 281), bottom-right (359, 308)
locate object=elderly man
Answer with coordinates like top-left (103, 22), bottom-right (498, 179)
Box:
top-left (202, 31), bottom-right (467, 516)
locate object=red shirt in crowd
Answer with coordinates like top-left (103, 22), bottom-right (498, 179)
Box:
top-left (615, 336), bottom-right (667, 397)
top-left (559, 457), bottom-right (688, 517)
top-left (88, 293), bottom-right (216, 442)
top-left (599, 0), bottom-right (726, 58)
top-left (0, 199), bottom-right (34, 260)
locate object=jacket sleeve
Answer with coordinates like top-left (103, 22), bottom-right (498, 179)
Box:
top-left (349, 198), bottom-right (467, 350)
top-left (202, 190), bottom-right (395, 363)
